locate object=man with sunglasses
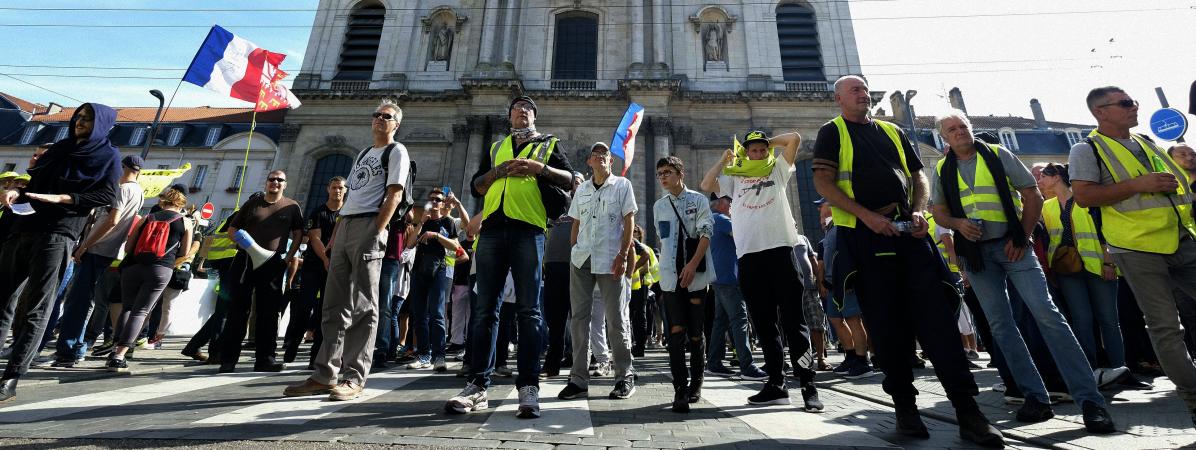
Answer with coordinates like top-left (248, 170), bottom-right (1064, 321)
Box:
top-left (447, 95), bottom-right (574, 419)
top-left (217, 169), bottom-right (304, 374)
top-left (403, 188), bottom-right (460, 372)
top-left (1069, 86), bottom-right (1196, 427)
top-left (286, 99), bottom-right (410, 401)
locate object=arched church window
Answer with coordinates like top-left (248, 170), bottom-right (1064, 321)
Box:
top-left (335, 2), bottom-right (385, 80)
top-left (552, 12), bottom-right (598, 80)
top-left (776, 3), bottom-right (824, 81)
top-left (306, 153), bottom-right (353, 213)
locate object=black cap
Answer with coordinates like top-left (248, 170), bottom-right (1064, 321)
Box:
top-left (121, 155), bottom-right (144, 171)
top-left (742, 130), bottom-right (769, 147)
top-left (509, 96), bottom-right (537, 115)
top-left (709, 192), bottom-right (731, 202)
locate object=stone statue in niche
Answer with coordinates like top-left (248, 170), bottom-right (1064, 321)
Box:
top-left (703, 24), bottom-right (723, 62)
top-left (431, 25), bottom-right (453, 62)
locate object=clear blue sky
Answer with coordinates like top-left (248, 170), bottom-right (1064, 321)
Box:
top-left (2, 0), bottom-right (1194, 131)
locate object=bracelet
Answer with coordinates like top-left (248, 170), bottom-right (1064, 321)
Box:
top-left (1102, 262), bottom-right (1115, 267)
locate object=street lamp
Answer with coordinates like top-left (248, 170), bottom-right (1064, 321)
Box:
top-left (904, 90), bottom-right (919, 147)
top-left (141, 89), bottom-right (166, 159)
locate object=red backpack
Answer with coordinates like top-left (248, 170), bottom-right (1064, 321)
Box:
top-left (132, 212), bottom-right (183, 264)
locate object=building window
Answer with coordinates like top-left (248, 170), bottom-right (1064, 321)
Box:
top-left (228, 165), bottom-right (245, 190)
top-left (932, 130), bottom-right (944, 150)
top-left (999, 128), bottom-right (1019, 151)
top-left (166, 127), bottom-right (185, 146)
top-left (552, 12), bottom-right (598, 80)
top-left (19, 125), bottom-right (38, 145)
top-left (129, 127), bottom-right (146, 146)
top-left (204, 127), bottom-right (222, 147)
top-left (192, 164), bottom-right (208, 189)
top-left (54, 126), bottom-right (69, 142)
top-left (1065, 129), bottom-right (1083, 147)
top-left (794, 159), bottom-right (825, 243)
top-left (335, 2), bottom-right (385, 81)
top-left (776, 3), bottom-right (825, 82)
top-left (305, 154), bottom-right (353, 213)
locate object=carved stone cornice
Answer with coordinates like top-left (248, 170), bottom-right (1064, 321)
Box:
top-left (279, 123), bottom-right (301, 143)
top-left (618, 78), bottom-right (683, 92)
top-left (465, 115), bottom-right (487, 132)
top-left (648, 116), bottom-right (672, 137)
top-left (452, 123), bottom-right (470, 141)
top-left (521, 89), bottom-right (626, 101)
top-left (672, 125), bottom-right (693, 146)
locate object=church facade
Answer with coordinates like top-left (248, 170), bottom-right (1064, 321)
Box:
top-left (276, 0), bottom-right (866, 238)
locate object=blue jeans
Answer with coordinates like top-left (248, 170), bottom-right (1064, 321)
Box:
top-left (409, 264), bottom-right (448, 360)
top-left (468, 226), bottom-right (546, 389)
top-left (375, 258), bottom-right (402, 359)
top-left (708, 283), bottom-right (754, 371)
top-left (964, 240), bottom-right (1105, 406)
top-left (54, 253), bottom-right (113, 361)
top-left (1057, 272), bottom-right (1124, 368)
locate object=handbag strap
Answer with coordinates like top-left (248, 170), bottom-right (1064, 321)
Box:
top-left (1059, 197), bottom-right (1077, 247)
top-left (667, 196), bottom-right (690, 241)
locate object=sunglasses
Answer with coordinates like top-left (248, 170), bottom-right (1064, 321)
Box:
top-left (268, 177), bottom-right (287, 183)
top-left (428, 198), bottom-right (444, 203)
top-left (1097, 99), bottom-right (1138, 109)
top-left (372, 112), bottom-right (397, 121)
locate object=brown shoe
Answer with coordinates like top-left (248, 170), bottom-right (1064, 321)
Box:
top-left (329, 380), bottom-right (363, 401)
top-left (182, 350), bottom-right (208, 363)
top-left (283, 378), bottom-right (335, 397)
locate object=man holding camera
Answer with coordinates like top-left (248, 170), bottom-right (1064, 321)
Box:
top-left (812, 75), bottom-right (1002, 446)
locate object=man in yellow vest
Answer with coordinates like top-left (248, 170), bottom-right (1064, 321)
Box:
top-left (930, 112), bottom-right (1115, 434)
top-left (1069, 86), bottom-right (1196, 427)
top-left (812, 75), bottom-right (1002, 446)
top-left (445, 95), bottom-right (575, 419)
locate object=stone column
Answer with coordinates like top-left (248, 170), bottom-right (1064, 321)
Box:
top-left (630, 0), bottom-right (645, 64)
top-left (478, 0), bottom-right (501, 64)
top-left (652, 0), bottom-right (667, 64)
top-left (461, 115), bottom-right (488, 213)
top-left (501, 0), bottom-right (521, 63)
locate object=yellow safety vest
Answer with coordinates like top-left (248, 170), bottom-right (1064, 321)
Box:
top-left (1088, 131), bottom-right (1196, 254)
top-left (631, 243), bottom-right (660, 290)
top-left (482, 136), bottom-right (557, 230)
top-left (934, 144), bottom-right (1023, 223)
top-left (829, 117), bottom-right (911, 228)
top-left (926, 213), bottom-right (960, 273)
top-left (1042, 197), bottom-right (1107, 276)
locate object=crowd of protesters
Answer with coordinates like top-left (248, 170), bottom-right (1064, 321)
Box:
top-left (2, 78), bottom-right (1196, 447)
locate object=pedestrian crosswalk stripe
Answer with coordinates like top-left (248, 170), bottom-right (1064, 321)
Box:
top-left (480, 377), bottom-right (595, 435)
top-left (0, 371), bottom-right (280, 423)
top-left (699, 377), bottom-right (895, 447)
top-left (194, 370), bottom-right (433, 425)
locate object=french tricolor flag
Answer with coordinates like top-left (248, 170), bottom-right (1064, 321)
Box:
top-left (611, 103), bottom-right (644, 176)
top-left (182, 25), bottom-right (300, 111)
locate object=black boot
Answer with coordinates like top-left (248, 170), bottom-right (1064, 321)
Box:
top-left (894, 401), bottom-right (929, 438)
top-left (671, 386), bottom-right (690, 413)
top-left (957, 407), bottom-right (1004, 448)
top-left (0, 379), bottom-right (16, 403)
top-left (688, 378), bottom-right (703, 404)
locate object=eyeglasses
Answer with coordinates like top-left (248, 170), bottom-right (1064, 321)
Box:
top-left (511, 103), bottom-right (534, 112)
top-left (655, 170), bottom-right (678, 178)
top-left (428, 198), bottom-right (444, 203)
top-left (372, 112), bottom-right (397, 121)
top-left (1097, 99), bottom-right (1138, 109)
top-left (267, 177), bottom-right (287, 183)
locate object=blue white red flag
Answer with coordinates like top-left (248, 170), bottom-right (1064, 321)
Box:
top-left (610, 103), bottom-right (644, 176)
top-left (182, 25), bottom-right (301, 112)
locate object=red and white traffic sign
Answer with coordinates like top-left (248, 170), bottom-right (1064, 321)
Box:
top-left (200, 202), bottom-right (215, 220)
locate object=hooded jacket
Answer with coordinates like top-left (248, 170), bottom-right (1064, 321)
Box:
top-left (14, 103), bottom-right (121, 240)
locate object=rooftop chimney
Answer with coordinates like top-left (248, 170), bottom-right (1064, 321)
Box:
top-left (889, 91), bottom-right (909, 126)
top-left (948, 87), bottom-right (967, 114)
top-left (1030, 99), bottom-right (1047, 129)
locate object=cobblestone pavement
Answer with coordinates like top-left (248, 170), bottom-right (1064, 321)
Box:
top-left (0, 338), bottom-right (1189, 449)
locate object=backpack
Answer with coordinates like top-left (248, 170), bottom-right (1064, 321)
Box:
top-left (356, 143), bottom-right (418, 226)
top-left (132, 212), bottom-right (183, 265)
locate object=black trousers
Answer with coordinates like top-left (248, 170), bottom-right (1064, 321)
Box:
top-left (283, 263), bottom-right (326, 362)
top-left (738, 246), bottom-right (814, 387)
top-left (218, 253), bottom-right (285, 364)
top-left (629, 287), bottom-right (648, 353)
top-left (843, 226), bottom-right (978, 404)
top-left (542, 262), bottom-right (571, 371)
top-left (0, 233), bottom-right (73, 380)
top-left (183, 259), bottom-right (233, 356)
top-left (663, 286), bottom-right (705, 389)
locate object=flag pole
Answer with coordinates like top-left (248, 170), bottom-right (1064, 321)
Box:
top-left (234, 109), bottom-right (258, 208)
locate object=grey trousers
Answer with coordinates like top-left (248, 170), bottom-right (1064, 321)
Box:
top-left (313, 216), bottom-right (385, 386)
top-left (1112, 237), bottom-right (1196, 410)
top-left (568, 259), bottom-right (633, 388)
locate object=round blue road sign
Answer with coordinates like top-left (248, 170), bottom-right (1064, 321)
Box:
top-left (1150, 107), bottom-right (1188, 141)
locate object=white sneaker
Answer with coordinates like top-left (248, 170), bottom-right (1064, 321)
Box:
top-left (445, 383), bottom-right (488, 414)
top-left (406, 356), bottom-right (431, 370)
top-left (591, 362), bottom-right (611, 377)
top-left (516, 385), bottom-right (540, 418)
top-left (992, 382), bottom-right (1006, 393)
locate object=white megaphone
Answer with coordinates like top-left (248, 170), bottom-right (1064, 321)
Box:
top-left (232, 229), bottom-right (274, 269)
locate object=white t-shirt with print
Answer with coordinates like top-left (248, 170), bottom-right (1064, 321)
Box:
top-left (342, 143), bottom-right (411, 216)
top-left (716, 157), bottom-right (800, 257)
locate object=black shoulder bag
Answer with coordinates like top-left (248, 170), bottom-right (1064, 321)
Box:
top-left (668, 196), bottom-right (707, 272)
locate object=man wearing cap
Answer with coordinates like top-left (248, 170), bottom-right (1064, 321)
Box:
top-left (701, 129), bottom-right (821, 411)
top-left (51, 155), bottom-right (144, 366)
top-left (557, 142), bottom-right (638, 401)
top-left (447, 95), bottom-right (574, 418)
top-left (704, 192), bottom-right (767, 380)
top-left (0, 103), bottom-right (121, 402)
top-left (811, 75), bottom-right (1001, 446)
top-left (0, 172), bottom-right (16, 191)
